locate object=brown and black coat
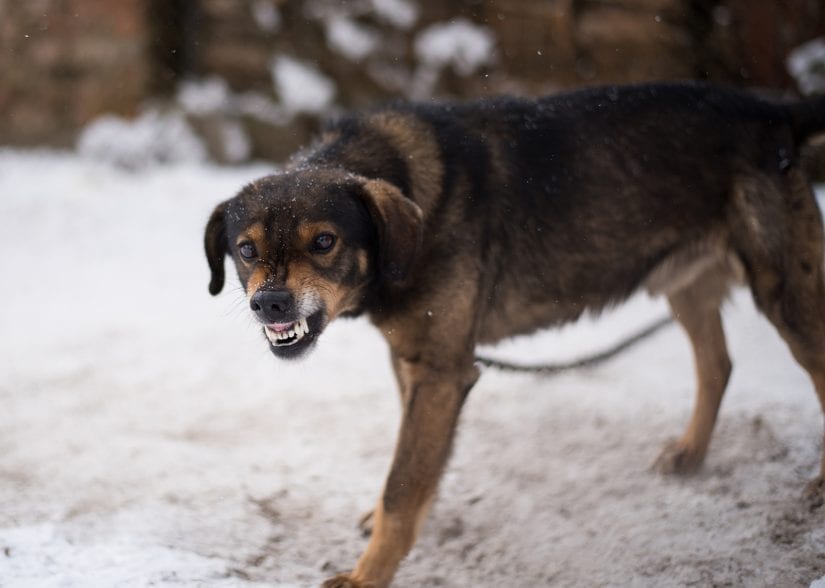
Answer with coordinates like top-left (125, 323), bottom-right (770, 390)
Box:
top-left (206, 81), bottom-right (825, 587)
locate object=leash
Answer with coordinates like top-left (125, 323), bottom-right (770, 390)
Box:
top-left (475, 315), bottom-right (674, 375)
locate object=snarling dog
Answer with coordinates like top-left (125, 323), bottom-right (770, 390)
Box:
top-left (205, 81), bottom-right (825, 587)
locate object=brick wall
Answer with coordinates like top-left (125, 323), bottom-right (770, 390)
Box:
top-left (0, 0), bottom-right (823, 155)
top-left (0, 0), bottom-right (151, 146)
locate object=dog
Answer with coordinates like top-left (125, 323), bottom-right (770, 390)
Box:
top-left (204, 81), bottom-right (825, 587)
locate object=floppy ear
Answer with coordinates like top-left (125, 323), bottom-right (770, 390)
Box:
top-left (358, 178), bottom-right (424, 285)
top-left (204, 202), bottom-right (228, 295)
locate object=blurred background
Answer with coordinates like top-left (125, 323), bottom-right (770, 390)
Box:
top-left (2, 0), bottom-right (825, 166)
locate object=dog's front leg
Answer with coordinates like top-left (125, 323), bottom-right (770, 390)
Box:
top-left (323, 357), bottom-right (479, 588)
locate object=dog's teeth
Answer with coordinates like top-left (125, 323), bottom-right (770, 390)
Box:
top-left (266, 319), bottom-right (310, 346)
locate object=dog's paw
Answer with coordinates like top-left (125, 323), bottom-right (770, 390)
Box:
top-left (652, 439), bottom-right (704, 475)
top-left (358, 509), bottom-right (375, 537)
top-left (321, 574), bottom-right (375, 588)
top-left (803, 476), bottom-right (825, 510)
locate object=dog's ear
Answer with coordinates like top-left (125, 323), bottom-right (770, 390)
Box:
top-left (204, 202), bottom-right (228, 295)
top-left (358, 178), bottom-right (424, 285)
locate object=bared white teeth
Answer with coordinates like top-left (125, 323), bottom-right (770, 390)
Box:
top-left (265, 317), bottom-right (311, 346)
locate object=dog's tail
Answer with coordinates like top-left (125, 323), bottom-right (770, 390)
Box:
top-left (475, 315), bottom-right (673, 375)
top-left (789, 94), bottom-right (825, 144)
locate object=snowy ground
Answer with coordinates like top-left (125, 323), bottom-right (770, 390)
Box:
top-left (1, 150), bottom-right (824, 587)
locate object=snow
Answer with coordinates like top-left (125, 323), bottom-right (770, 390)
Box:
top-left (177, 76), bottom-right (233, 116)
top-left (76, 110), bottom-right (208, 168)
top-left (271, 56), bottom-right (337, 115)
top-left (251, 0), bottom-right (281, 33)
top-left (325, 16), bottom-right (380, 63)
top-left (236, 91), bottom-right (291, 126)
top-left (2, 523), bottom-right (242, 588)
top-left (179, 76), bottom-right (290, 129)
top-left (218, 120), bottom-right (253, 164)
top-left (414, 19), bottom-right (495, 76)
top-left (1, 149), bottom-right (824, 587)
top-left (788, 36), bottom-right (825, 95)
top-left (370, 0), bottom-right (418, 30)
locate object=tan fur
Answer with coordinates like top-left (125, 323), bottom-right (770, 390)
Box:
top-left (324, 358), bottom-right (478, 588)
top-left (238, 222), bottom-right (266, 251)
top-left (356, 250), bottom-right (369, 275)
top-left (654, 263), bottom-right (733, 473)
top-left (246, 265), bottom-right (270, 299)
top-left (644, 234), bottom-right (743, 296)
top-left (368, 112), bottom-right (444, 217)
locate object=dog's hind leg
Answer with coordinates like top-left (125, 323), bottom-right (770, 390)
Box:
top-left (731, 170), bottom-right (825, 501)
top-left (654, 263), bottom-right (733, 474)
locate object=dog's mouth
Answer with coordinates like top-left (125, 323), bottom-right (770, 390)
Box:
top-left (262, 310), bottom-right (325, 358)
top-left (265, 317), bottom-right (310, 347)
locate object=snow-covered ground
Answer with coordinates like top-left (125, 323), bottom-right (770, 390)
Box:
top-left (1, 150), bottom-right (824, 587)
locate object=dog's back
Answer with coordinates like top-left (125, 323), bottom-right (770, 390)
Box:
top-left (303, 82), bottom-right (823, 341)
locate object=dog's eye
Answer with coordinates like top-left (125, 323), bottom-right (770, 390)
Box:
top-left (312, 233), bottom-right (336, 253)
top-left (238, 242), bottom-right (257, 260)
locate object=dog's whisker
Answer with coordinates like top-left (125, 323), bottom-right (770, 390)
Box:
top-left (220, 294), bottom-right (249, 319)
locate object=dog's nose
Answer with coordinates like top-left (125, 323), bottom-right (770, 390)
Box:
top-left (250, 290), bottom-right (293, 322)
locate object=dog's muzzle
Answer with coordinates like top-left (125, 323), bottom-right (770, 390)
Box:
top-left (249, 288), bottom-right (326, 358)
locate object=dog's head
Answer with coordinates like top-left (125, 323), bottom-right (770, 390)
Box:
top-left (205, 167), bottom-right (423, 359)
